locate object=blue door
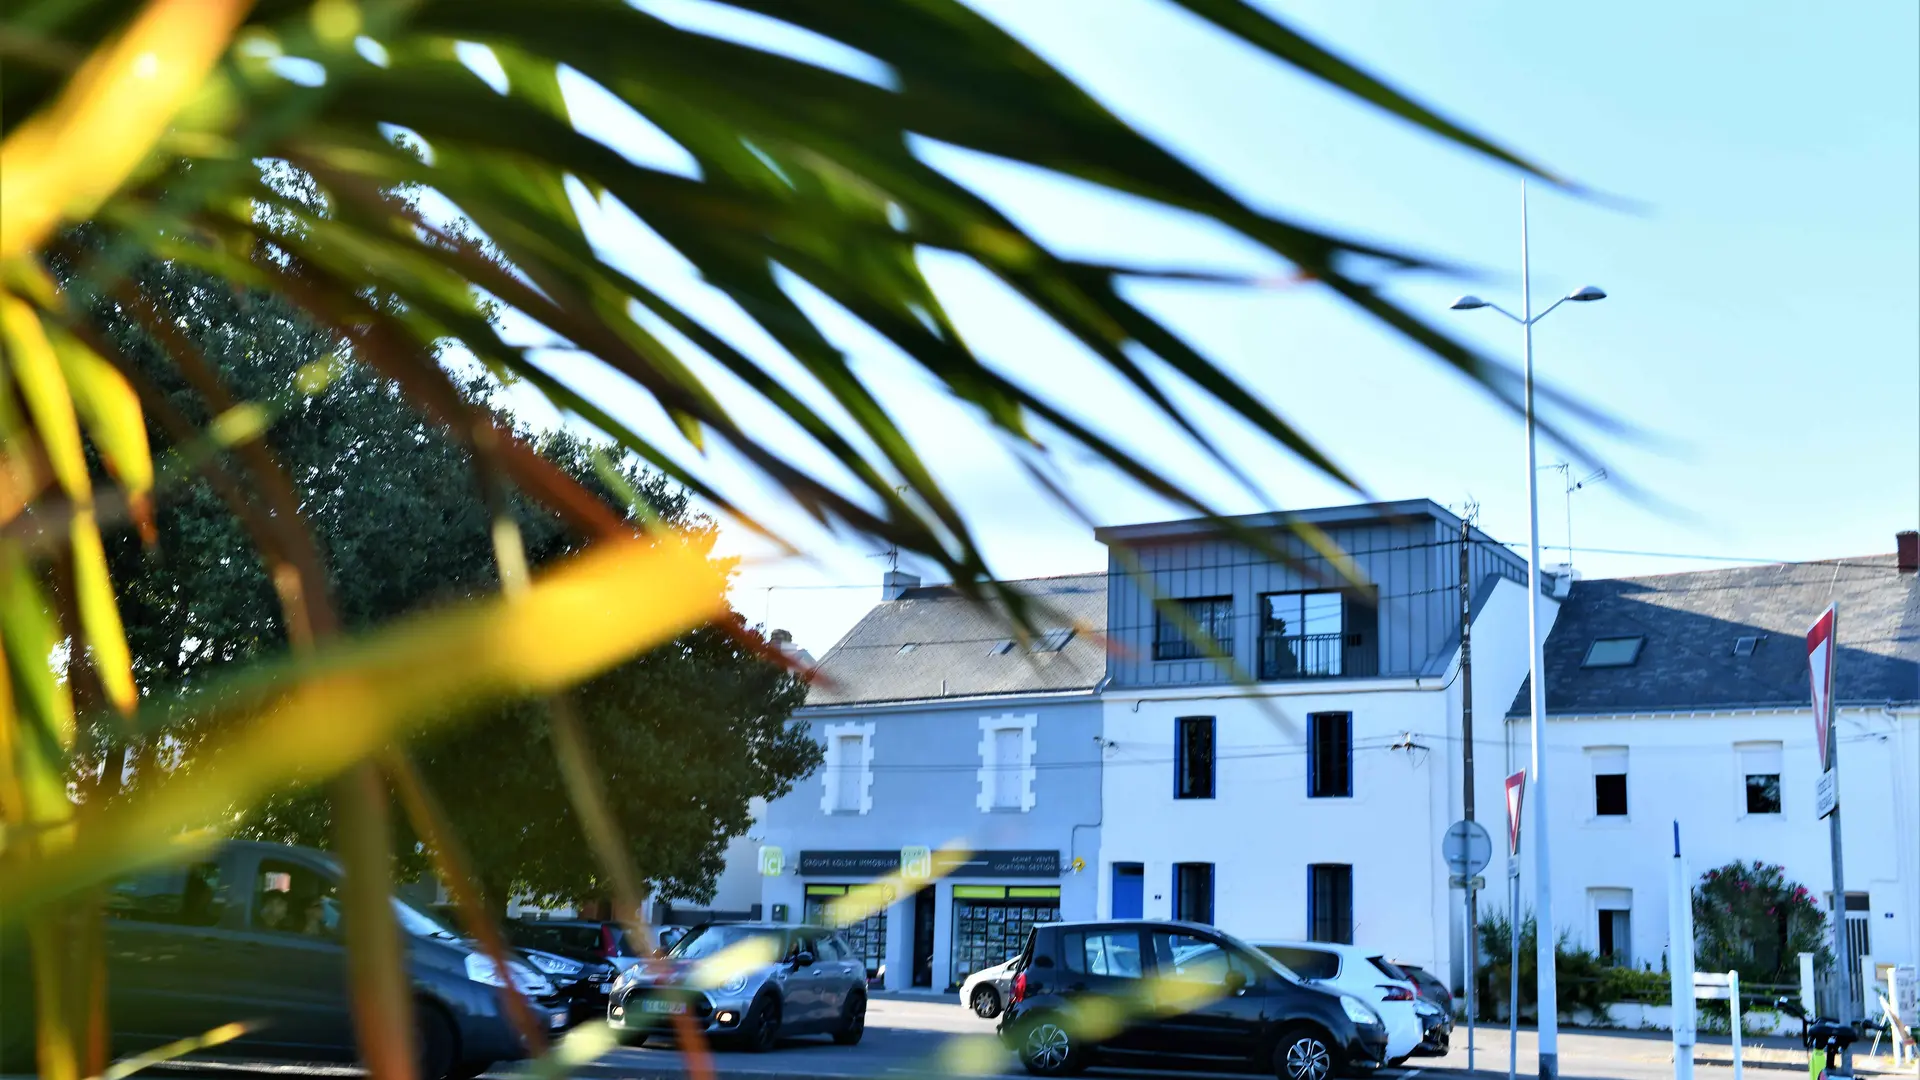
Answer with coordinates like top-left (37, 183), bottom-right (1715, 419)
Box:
top-left (1112, 863), bottom-right (1144, 919)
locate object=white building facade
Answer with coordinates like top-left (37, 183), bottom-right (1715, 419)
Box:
top-left (1521, 553), bottom-right (1920, 1011)
top-left (1092, 501), bottom-right (1550, 986)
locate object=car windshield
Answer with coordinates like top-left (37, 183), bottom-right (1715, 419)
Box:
top-left (668, 925), bottom-right (785, 962)
top-left (1211, 929), bottom-right (1300, 981)
top-left (393, 898), bottom-right (459, 942)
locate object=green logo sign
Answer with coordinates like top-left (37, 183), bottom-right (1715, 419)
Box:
top-left (900, 845), bottom-right (932, 881)
top-left (758, 845), bottom-right (784, 877)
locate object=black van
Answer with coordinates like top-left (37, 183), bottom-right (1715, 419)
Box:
top-left (996, 919), bottom-right (1389, 1079)
top-left (0, 840), bottom-right (567, 1079)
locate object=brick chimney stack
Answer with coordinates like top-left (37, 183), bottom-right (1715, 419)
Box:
top-left (1897, 530), bottom-right (1918, 573)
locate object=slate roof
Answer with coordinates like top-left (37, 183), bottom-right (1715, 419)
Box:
top-left (804, 573), bottom-right (1108, 708)
top-left (1511, 556), bottom-right (1920, 717)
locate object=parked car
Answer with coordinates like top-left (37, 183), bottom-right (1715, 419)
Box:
top-left (961, 956), bottom-right (1020, 1018)
top-left (1253, 941), bottom-right (1422, 1066)
top-left (608, 922), bottom-right (868, 1051)
top-left (510, 917), bottom-right (651, 973)
top-left (421, 908), bottom-right (620, 1027)
top-left (997, 919), bottom-right (1388, 1079)
top-left (1411, 997), bottom-right (1451, 1057)
top-left (0, 840), bottom-right (566, 1080)
top-left (1393, 961), bottom-right (1453, 1016)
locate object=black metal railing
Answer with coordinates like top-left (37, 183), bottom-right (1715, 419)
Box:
top-left (1258, 632), bottom-right (1376, 680)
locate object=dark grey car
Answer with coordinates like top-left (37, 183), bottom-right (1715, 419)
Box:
top-left (609, 923), bottom-right (867, 1051)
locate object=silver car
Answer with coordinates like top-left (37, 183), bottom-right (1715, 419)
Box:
top-left (608, 923), bottom-right (867, 1051)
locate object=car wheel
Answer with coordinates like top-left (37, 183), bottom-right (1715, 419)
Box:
top-left (740, 992), bottom-right (781, 1053)
top-left (832, 988), bottom-right (867, 1045)
top-left (1018, 1015), bottom-right (1083, 1076)
top-left (970, 983), bottom-right (1002, 1019)
top-left (416, 1005), bottom-right (458, 1080)
top-left (1272, 1025), bottom-right (1340, 1080)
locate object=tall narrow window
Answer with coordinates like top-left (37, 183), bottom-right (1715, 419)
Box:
top-left (1590, 747), bottom-right (1628, 817)
top-left (1174, 863), bottom-right (1214, 925)
top-left (1308, 713), bottom-right (1352, 798)
top-left (835, 734), bottom-right (863, 811)
top-left (992, 728), bottom-right (1023, 809)
top-left (1155, 597), bottom-right (1234, 661)
top-left (1591, 888), bottom-right (1632, 966)
top-left (1175, 716), bottom-right (1215, 799)
top-left (1308, 864), bottom-right (1353, 944)
top-left (1738, 742), bottom-right (1783, 815)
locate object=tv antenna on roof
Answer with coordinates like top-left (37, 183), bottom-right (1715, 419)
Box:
top-left (1539, 463), bottom-right (1607, 567)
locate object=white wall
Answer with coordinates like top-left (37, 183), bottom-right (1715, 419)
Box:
top-left (1527, 706), bottom-right (1920, 977)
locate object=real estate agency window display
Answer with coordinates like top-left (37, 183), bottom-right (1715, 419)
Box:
top-left (949, 885), bottom-right (1061, 990)
top-left (803, 883), bottom-right (889, 979)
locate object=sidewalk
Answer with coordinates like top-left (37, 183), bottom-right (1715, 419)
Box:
top-left (1442, 1023), bottom-right (1918, 1077)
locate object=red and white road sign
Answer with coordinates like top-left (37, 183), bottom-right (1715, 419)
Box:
top-left (1504, 770), bottom-right (1527, 857)
top-left (1807, 605), bottom-right (1836, 771)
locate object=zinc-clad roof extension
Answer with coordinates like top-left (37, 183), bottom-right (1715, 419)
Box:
top-left (1511, 555), bottom-right (1919, 717)
top-left (804, 573), bottom-right (1108, 708)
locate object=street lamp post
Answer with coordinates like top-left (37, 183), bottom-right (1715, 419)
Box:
top-left (1449, 180), bottom-right (1606, 1080)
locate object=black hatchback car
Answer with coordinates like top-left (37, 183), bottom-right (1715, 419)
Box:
top-left (997, 920), bottom-right (1388, 1080)
top-left (0, 841), bottom-right (566, 1079)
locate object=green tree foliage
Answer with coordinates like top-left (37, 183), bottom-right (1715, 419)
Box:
top-left (86, 254), bottom-right (819, 905)
top-left (1693, 860), bottom-right (1829, 985)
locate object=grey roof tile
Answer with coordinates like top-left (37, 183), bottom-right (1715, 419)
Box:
top-left (804, 573), bottom-right (1107, 707)
top-left (1511, 556), bottom-right (1919, 717)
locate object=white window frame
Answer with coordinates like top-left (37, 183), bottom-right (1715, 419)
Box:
top-left (1586, 745), bottom-right (1629, 822)
top-left (1588, 887), bottom-right (1633, 966)
top-left (977, 713), bottom-right (1037, 813)
top-left (820, 721), bottom-right (876, 815)
top-left (1736, 740), bottom-right (1784, 819)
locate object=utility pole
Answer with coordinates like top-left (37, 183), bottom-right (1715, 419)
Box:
top-left (1459, 504), bottom-right (1480, 1068)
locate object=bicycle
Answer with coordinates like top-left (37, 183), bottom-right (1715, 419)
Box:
top-left (1775, 996), bottom-right (1859, 1078)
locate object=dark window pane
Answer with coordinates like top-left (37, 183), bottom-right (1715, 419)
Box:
top-left (1595, 773), bottom-right (1628, 816)
top-left (1309, 864), bottom-right (1353, 945)
top-left (1156, 597), bottom-right (1232, 661)
top-left (1084, 932), bottom-right (1143, 978)
top-left (1176, 716), bottom-right (1215, 799)
top-left (1174, 863), bottom-right (1214, 924)
top-left (107, 862), bottom-right (223, 927)
top-left (1746, 773), bottom-right (1782, 814)
top-left (1263, 945), bottom-right (1340, 981)
top-left (1061, 932), bottom-right (1086, 974)
top-left (1309, 713), bottom-right (1352, 798)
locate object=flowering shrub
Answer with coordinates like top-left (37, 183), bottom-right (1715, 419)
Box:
top-left (1693, 861), bottom-right (1830, 983)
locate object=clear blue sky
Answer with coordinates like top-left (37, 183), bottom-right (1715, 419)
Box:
top-left (502, 0), bottom-right (1920, 653)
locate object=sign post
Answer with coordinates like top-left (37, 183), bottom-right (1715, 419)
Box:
top-left (1808, 605), bottom-right (1853, 1074)
top-left (1505, 771), bottom-right (1526, 1080)
top-left (1445, 819), bottom-right (1493, 1072)
top-left (1670, 823), bottom-right (1696, 1080)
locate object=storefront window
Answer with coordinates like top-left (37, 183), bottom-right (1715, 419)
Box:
top-left (804, 884), bottom-right (889, 978)
top-left (950, 885), bottom-right (1061, 988)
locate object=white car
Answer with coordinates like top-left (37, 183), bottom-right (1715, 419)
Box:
top-left (959, 955), bottom-right (1020, 1018)
top-left (1251, 940), bottom-right (1423, 1065)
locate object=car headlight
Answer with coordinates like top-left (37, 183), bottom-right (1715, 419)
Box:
top-left (1341, 994), bottom-right (1382, 1027)
top-left (528, 953), bottom-right (585, 978)
top-left (464, 954), bottom-right (553, 996)
top-left (719, 974), bottom-right (749, 995)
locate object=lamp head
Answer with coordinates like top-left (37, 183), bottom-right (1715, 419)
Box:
top-left (1566, 285), bottom-right (1607, 302)
top-left (1449, 295), bottom-right (1490, 311)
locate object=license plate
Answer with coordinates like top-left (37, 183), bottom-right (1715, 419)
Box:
top-left (642, 1000), bottom-right (686, 1015)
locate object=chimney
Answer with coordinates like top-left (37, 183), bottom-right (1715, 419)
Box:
top-left (1899, 530), bottom-right (1919, 574)
top-left (882, 570), bottom-right (920, 600)
top-left (770, 628), bottom-right (793, 647)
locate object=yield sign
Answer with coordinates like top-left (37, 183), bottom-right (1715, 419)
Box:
top-left (1807, 605), bottom-right (1837, 771)
top-left (1504, 770), bottom-right (1527, 857)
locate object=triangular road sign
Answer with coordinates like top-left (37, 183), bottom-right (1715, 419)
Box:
top-left (1807, 606), bottom-right (1836, 771)
top-left (1505, 770), bottom-right (1527, 857)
